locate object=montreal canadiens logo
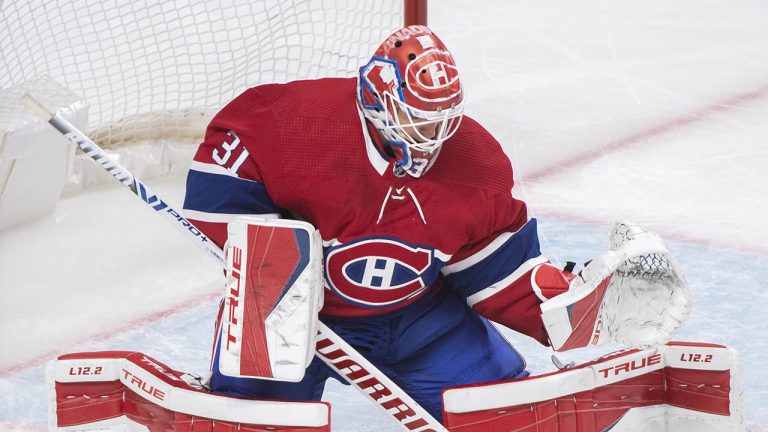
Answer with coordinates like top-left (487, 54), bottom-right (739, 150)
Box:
top-left (407, 50), bottom-right (461, 103)
top-left (325, 238), bottom-right (440, 308)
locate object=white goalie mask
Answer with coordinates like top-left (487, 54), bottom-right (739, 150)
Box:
top-left (358, 25), bottom-right (464, 178)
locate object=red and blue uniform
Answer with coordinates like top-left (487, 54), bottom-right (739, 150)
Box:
top-left (183, 78), bottom-right (567, 420)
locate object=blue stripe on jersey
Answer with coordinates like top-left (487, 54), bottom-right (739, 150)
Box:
top-left (183, 169), bottom-right (281, 215)
top-left (446, 219), bottom-right (542, 299)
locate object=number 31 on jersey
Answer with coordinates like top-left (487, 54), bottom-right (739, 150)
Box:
top-left (212, 130), bottom-right (249, 175)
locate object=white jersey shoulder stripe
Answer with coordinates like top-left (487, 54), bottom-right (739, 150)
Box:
top-left (466, 256), bottom-right (548, 307)
top-left (442, 232), bottom-right (515, 276)
top-left (184, 209), bottom-right (280, 224)
top-left (189, 161), bottom-right (262, 184)
top-left (189, 160), bottom-right (235, 177)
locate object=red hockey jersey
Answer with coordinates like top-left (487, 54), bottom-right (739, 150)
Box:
top-left (184, 78), bottom-right (558, 344)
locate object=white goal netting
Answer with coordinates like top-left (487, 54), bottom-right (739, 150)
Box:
top-left (0, 0), bottom-right (406, 148)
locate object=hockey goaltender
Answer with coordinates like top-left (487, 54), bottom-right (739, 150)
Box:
top-left (43, 25), bottom-right (742, 432)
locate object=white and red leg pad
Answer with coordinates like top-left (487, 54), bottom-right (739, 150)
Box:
top-left (442, 342), bottom-right (743, 432)
top-left (46, 351), bottom-right (330, 431)
top-left (219, 216), bottom-right (323, 382)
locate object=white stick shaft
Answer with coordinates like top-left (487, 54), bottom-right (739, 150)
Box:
top-left (21, 93), bottom-right (225, 266)
top-left (23, 93), bottom-right (446, 431)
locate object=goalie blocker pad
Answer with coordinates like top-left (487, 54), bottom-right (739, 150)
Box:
top-left (47, 351), bottom-right (330, 431)
top-left (442, 342), bottom-right (743, 432)
top-left (219, 216), bottom-right (324, 382)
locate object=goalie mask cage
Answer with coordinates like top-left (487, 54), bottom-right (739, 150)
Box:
top-left (0, 0), bottom-right (427, 148)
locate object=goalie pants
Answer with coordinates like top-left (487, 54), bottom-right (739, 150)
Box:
top-left (209, 288), bottom-right (528, 422)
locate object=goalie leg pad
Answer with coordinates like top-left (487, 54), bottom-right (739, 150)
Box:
top-left (442, 342), bottom-right (743, 432)
top-left (47, 351), bottom-right (330, 431)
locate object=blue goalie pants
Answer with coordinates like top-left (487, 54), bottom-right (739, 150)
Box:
top-left (209, 288), bottom-right (529, 422)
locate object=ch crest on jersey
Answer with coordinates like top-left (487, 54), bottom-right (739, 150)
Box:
top-left (325, 238), bottom-right (443, 308)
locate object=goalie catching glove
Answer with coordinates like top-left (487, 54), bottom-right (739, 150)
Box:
top-left (541, 221), bottom-right (692, 351)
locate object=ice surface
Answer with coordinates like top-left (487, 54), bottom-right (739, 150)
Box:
top-left (1, 0), bottom-right (767, 430)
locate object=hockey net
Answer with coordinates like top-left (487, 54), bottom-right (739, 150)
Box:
top-left (0, 0), bottom-right (422, 151)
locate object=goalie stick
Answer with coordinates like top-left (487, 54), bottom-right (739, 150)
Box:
top-left (22, 93), bottom-right (447, 432)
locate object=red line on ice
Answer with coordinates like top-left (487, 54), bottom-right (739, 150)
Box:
top-left (524, 81), bottom-right (768, 255)
top-left (0, 291), bottom-right (220, 378)
top-left (525, 82), bottom-right (768, 182)
top-left (0, 420), bottom-right (46, 432)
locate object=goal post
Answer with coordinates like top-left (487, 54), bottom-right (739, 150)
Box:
top-left (405, 0), bottom-right (428, 26)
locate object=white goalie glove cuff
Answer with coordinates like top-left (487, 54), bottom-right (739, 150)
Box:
top-left (541, 221), bottom-right (692, 351)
